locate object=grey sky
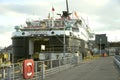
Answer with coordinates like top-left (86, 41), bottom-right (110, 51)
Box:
top-left (0, 0), bottom-right (120, 47)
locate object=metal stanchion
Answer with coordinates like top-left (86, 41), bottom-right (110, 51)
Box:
top-left (13, 64), bottom-right (15, 80)
top-left (2, 67), bottom-right (5, 79)
top-left (50, 60), bottom-right (52, 69)
top-left (35, 61), bottom-right (37, 80)
top-left (42, 62), bottom-right (45, 80)
top-left (59, 59), bottom-right (61, 72)
top-left (7, 66), bottom-right (11, 80)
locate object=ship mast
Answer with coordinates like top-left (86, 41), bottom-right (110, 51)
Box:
top-left (62, 0), bottom-right (71, 18)
top-left (66, 0), bottom-right (69, 14)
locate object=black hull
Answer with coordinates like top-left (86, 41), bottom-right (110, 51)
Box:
top-left (12, 37), bottom-right (29, 62)
top-left (12, 36), bottom-right (87, 62)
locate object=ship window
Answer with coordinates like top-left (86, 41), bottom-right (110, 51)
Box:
top-left (54, 21), bottom-right (64, 28)
top-left (72, 27), bottom-right (79, 32)
top-left (65, 24), bottom-right (72, 30)
top-left (54, 22), bottom-right (60, 27)
top-left (40, 21), bottom-right (46, 28)
top-left (65, 27), bottom-right (71, 30)
top-left (31, 21), bottom-right (40, 27)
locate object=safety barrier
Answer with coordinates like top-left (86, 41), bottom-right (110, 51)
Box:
top-left (0, 56), bottom-right (90, 80)
top-left (114, 55), bottom-right (120, 69)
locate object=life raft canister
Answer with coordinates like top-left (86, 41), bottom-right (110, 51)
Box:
top-left (23, 59), bottom-right (34, 79)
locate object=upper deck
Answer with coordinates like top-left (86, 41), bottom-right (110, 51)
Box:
top-left (13, 18), bottom-right (91, 41)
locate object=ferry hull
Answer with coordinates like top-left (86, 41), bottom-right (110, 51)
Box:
top-left (12, 35), bottom-right (87, 62)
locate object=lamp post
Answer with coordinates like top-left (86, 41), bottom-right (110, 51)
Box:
top-left (100, 38), bottom-right (102, 56)
top-left (63, 29), bottom-right (65, 57)
top-left (63, 20), bottom-right (66, 60)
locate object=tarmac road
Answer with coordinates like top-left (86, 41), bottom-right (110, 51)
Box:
top-left (45, 56), bottom-right (120, 80)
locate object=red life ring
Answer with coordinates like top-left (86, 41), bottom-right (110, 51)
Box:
top-left (23, 59), bottom-right (34, 79)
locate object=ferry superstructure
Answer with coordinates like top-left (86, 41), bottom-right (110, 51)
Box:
top-left (12, 0), bottom-right (91, 62)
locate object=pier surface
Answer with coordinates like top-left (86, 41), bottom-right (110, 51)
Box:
top-left (45, 56), bottom-right (120, 80)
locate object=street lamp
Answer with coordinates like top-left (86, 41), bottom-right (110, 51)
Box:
top-left (100, 38), bottom-right (102, 56)
top-left (63, 19), bottom-right (67, 59)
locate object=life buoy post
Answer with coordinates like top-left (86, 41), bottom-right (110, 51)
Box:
top-left (23, 59), bottom-right (34, 79)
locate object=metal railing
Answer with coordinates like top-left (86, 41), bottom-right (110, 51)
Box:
top-left (0, 56), bottom-right (83, 80)
top-left (114, 55), bottom-right (120, 69)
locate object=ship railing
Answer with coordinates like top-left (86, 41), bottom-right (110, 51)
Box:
top-left (23, 26), bottom-right (65, 30)
top-left (0, 56), bottom-right (83, 80)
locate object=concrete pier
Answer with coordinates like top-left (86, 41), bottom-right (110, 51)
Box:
top-left (45, 56), bottom-right (120, 80)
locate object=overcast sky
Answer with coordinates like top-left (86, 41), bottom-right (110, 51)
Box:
top-left (0, 0), bottom-right (120, 47)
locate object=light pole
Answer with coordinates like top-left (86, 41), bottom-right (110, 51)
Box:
top-left (100, 38), bottom-right (102, 56)
top-left (63, 20), bottom-right (66, 59)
